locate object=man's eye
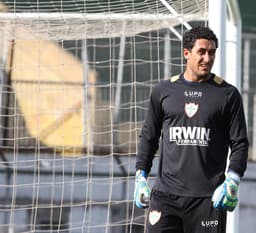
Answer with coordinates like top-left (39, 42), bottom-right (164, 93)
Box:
top-left (209, 51), bottom-right (216, 56)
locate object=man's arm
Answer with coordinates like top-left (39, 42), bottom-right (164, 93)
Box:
top-left (226, 87), bottom-right (249, 177)
top-left (134, 83), bottom-right (164, 208)
top-left (136, 84), bottom-right (163, 173)
top-left (212, 87), bottom-right (249, 212)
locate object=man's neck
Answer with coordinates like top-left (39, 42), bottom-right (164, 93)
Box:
top-left (183, 72), bottom-right (211, 82)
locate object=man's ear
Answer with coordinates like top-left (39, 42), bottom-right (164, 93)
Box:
top-left (183, 48), bottom-right (190, 60)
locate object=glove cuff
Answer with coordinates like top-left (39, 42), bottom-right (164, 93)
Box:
top-left (136, 169), bottom-right (148, 179)
top-left (227, 170), bottom-right (240, 183)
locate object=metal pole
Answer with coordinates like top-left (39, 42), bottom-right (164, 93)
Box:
top-left (242, 39), bottom-right (250, 127)
top-left (113, 24), bottom-right (128, 233)
top-left (159, 0), bottom-right (191, 30)
top-left (114, 28), bottom-right (126, 122)
top-left (164, 31), bottom-right (171, 79)
top-left (208, 0), bottom-right (226, 78)
top-left (82, 39), bottom-right (93, 155)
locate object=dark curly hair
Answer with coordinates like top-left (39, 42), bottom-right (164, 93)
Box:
top-left (183, 26), bottom-right (218, 50)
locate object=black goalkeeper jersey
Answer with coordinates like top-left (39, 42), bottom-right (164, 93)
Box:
top-left (136, 73), bottom-right (248, 197)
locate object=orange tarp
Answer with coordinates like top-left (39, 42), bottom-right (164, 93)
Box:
top-left (10, 29), bottom-right (95, 152)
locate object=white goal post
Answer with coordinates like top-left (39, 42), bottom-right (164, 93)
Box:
top-left (0, 0), bottom-right (241, 233)
top-left (209, 1), bottom-right (242, 233)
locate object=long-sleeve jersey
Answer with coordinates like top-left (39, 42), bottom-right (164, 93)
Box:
top-left (136, 73), bottom-right (249, 197)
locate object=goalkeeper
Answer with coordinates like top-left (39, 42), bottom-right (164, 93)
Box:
top-left (134, 26), bottom-right (248, 233)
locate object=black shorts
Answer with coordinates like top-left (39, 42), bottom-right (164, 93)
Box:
top-left (146, 190), bottom-right (226, 233)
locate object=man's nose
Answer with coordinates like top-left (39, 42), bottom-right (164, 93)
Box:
top-left (203, 53), bottom-right (212, 62)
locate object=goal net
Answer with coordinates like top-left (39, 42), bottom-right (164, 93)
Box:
top-left (0, 1), bottom-right (208, 232)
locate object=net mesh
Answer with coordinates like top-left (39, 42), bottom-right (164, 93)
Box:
top-left (0, 0), bottom-right (208, 232)
top-left (0, 0), bottom-right (208, 39)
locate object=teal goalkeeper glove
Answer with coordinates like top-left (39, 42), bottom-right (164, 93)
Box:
top-left (212, 171), bottom-right (240, 212)
top-left (134, 170), bottom-right (151, 208)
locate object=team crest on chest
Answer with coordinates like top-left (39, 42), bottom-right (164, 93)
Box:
top-left (149, 210), bottom-right (161, 225)
top-left (185, 102), bottom-right (198, 118)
